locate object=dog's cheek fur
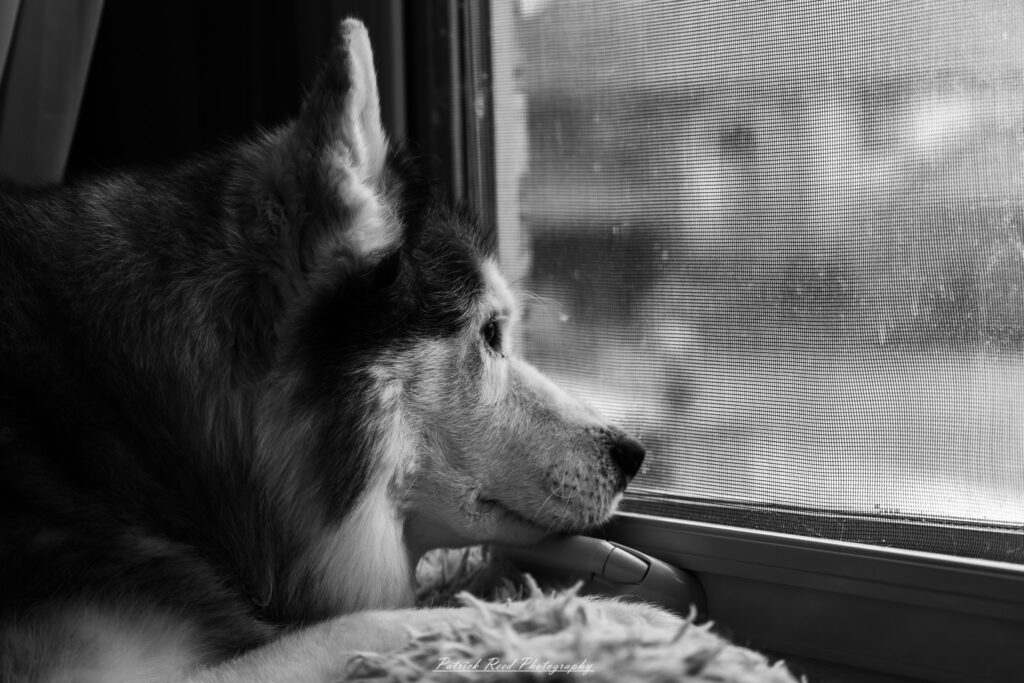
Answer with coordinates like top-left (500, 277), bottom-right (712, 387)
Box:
top-left (481, 358), bottom-right (626, 530)
top-left (399, 328), bottom-right (627, 543)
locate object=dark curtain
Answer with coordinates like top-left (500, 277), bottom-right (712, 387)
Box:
top-left (0, 0), bottom-right (104, 185)
top-left (66, 0), bottom-right (309, 177)
top-left (66, 0), bottom-right (406, 179)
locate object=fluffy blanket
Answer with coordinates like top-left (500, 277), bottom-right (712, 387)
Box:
top-left (343, 548), bottom-right (801, 682)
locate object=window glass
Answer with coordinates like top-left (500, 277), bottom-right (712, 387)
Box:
top-left (490, 1), bottom-right (1024, 560)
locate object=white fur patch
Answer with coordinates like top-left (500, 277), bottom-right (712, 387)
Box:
top-left (341, 19), bottom-right (387, 183)
top-left (480, 260), bottom-right (518, 326)
top-left (511, 356), bottom-right (601, 424)
top-left (478, 260), bottom-right (519, 405)
top-left (374, 340), bottom-right (452, 415)
top-left (373, 377), bottom-right (419, 487)
top-left (313, 488), bottom-right (413, 613)
top-left (67, 605), bottom-right (202, 682)
top-left (480, 351), bottom-right (509, 406)
top-left (309, 374), bottom-right (418, 613)
top-left (331, 20), bottom-right (397, 260)
top-left (335, 169), bottom-right (401, 259)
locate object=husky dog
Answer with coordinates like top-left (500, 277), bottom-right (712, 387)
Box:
top-left (0, 19), bottom-right (668, 682)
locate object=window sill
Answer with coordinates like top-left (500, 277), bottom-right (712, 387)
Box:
top-left (604, 512), bottom-right (1024, 682)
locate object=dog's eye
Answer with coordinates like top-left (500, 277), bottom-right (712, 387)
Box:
top-left (482, 319), bottom-right (502, 352)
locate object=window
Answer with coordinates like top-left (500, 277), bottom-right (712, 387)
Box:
top-left (488, 0), bottom-right (1024, 564)
top-left (464, 3), bottom-right (1024, 680)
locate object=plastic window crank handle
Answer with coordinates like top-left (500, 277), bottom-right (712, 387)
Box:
top-left (495, 535), bottom-right (706, 618)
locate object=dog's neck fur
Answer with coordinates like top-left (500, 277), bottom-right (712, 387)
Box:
top-left (255, 371), bottom-right (422, 620)
top-left (306, 485), bottom-right (416, 614)
top-left (309, 377), bottom-right (419, 613)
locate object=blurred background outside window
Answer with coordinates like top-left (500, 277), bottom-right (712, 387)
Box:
top-left (491, 0), bottom-right (1024, 560)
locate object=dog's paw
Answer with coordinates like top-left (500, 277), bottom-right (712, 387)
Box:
top-left (584, 596), bottom-right (687, 634)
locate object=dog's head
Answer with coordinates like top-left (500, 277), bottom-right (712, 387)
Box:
top-left (257, 20), bottom-right (644, 559)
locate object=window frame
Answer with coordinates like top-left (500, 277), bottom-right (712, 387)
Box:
top-left (605, 513), bottom-right (1024, 682)
top-left (409, 2), bottom-right (1024, 681)
top-left (404, 0), bottom-right (496, 227)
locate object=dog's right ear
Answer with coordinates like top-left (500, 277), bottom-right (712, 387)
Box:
top-left (270, 19), bottom-right (398, 274)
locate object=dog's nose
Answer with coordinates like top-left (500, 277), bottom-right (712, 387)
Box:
top-left (609, 432), bottom-right (645, 480)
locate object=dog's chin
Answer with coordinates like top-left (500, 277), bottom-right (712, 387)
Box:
top-left (471, 495), bottom-right (619, 546)
top-left (406, 491), bottom-right (621, 553)
top-left (465, 497), bottom-right (553, 545)
top-left (404, 499), bottom-right (550, 553)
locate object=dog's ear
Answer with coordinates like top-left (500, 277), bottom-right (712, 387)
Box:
top-left (273, 19), bottom-right (398, 271)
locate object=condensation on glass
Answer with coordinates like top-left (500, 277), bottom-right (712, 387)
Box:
top-left (490, 1), bottom-right (1024, 552)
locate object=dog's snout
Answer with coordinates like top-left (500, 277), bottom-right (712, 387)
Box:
top-left (609, 432), bottom-right (645, 481)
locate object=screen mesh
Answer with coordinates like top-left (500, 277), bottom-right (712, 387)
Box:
top-left (489, 1), bottom-right (1024, 560)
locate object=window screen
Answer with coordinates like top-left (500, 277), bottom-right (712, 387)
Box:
top-left (489, 1), bottom-right (1024, 561)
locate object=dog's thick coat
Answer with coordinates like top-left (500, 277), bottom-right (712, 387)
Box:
top-left (0, 20), bottom-right (659, 682)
